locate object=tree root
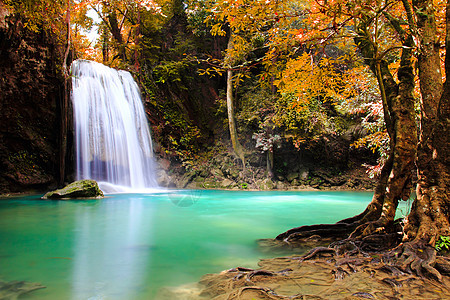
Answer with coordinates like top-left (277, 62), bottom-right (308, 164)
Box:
top-left (435, 256), bottom-right (450, 274)
top-left (385, 241), bottom-right (443, 282)
top-left (351, 291), bottom-right (376, 299)
top-left (195, 237), bottom-right (450, 300)
top-left (227, 286), bottom-right (307, 300)
top-left (273, 210), bottom-right (449, 285)
top-left (276, 223), bottom-right (357, 242)
top-left (332, 266), bottom-right (349, 280)
top-left (297, 246), bottom-right (336, 261)
top-left (227, 267), bottom-right (294, 283)
top-left (291, 233), bottom-right (450, 285)
top-left (227, 286), bottom-right (279, 300)
top-left (360, 233), bottom-right (403, 252)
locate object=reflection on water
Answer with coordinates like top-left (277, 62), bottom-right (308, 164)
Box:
top-left (72, 198), bottom-right (154, 299)
top-left (0, 191), bottom-right (379, 299)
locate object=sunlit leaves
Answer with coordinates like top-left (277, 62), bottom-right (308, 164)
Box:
top-left (4, 0), bottom-right (68, 36)
top-left (274, 53), bottom-right (357, 112)
top-left (71, 0), bottom-right (167, 63)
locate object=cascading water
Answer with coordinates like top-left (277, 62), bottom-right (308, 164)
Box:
top-left (71, 59), bottom-right (158, 192)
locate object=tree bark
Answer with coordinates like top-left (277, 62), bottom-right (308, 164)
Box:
top-left (227, 68), bottom-right (245, 168)
top-left (403, 0), bottom-right (450, 244)
top-left (349, 17), bottom-right (417, 238)
top-left (226, 35), bottom-right (245, 168)
top-left (280, 22), bottom-right (419, 241)
top-left (102, 28), bottom-right (109, 63)
top-left (59, 0), bottom-right (71, 186)
top-left (107, 11), bottom-right (126, 61)
top-left (267, 150), bottom-right (273, 177)
top-left (276, 1), bottom-right (449, 280)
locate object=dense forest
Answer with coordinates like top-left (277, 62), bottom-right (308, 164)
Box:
top-left (1, 0), bottom-right (383, 193)
top-left (0, 0), bottom-right (449, 286)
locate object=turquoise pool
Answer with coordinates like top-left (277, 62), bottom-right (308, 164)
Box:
top-left (0, 190), bottom-right (381, 299)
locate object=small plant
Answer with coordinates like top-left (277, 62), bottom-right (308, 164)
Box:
top-left (241, 183), bottom-right (248, 189)
top-left (435, 235), bottom-right (450, 252)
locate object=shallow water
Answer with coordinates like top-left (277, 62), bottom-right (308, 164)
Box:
top-left (0, 190), bottom-right (406, 299)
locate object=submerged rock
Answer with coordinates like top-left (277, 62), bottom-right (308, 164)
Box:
top-left (0, 280), bottom-right (45, 299)
top-left (42, 179), bottom-right (104, 199)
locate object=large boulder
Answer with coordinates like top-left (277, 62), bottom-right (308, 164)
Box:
top-left (42, 180), bottom-right (104, 199)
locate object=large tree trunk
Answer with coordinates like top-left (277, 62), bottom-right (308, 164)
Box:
top-left (403, 0), bottom-right (450, 244)
top-left (349, 18), bottom-right (417, 238)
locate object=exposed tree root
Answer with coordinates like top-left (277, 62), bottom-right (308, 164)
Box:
top-left (275, 223), bottom-right (358, 242)
top-left (183, 236), bottom-right (449, 300)
top-left (269, 208), bottom-right (450, 287)
top-left (351, 291), bottom-right (376, 299)
top-left (385, 241), bottom-right (444, 282)
top-left (297, 246), bottom-right (336, 261)
top-left (228, 267), bottom-right (294, 283)
top-left (227, 286), bottom-right (280, 300)
top-left (276, 228), bottom-right (450, 286)
top-left (436, 256), bottom-right (450, 274)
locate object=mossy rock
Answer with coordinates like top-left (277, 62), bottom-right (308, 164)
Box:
top-left (258, 178), bottom-right (275, 190)
top-left (202, 180), bottom-right (219, 188)
top-left (221, 178), bottom-right (234, 188)
top-left (42, 179), bottom-right (104, 199)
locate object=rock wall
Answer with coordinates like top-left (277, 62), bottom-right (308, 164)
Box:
top-left (0, 3), bottom-right (64, 193)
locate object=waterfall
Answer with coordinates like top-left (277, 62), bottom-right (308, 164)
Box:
top-left (71, 59), bottom-right (158, 192)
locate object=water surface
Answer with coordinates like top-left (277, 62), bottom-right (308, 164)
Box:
top-left (0, 190), bottom-right (378, 299)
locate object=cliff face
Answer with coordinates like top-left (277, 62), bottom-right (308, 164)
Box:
top-left (0, 3), bottom-right (64, 193)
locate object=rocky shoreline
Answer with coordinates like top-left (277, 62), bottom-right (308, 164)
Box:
top-left (155, 151), bottom-right (377, 192)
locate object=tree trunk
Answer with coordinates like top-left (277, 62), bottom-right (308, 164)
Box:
top-left (227, 68), bottom-right (245, 168)
top-left (59, 0), bottom-right (71, 186)
top-left (107, 12), bottom-right (126, 61)
top-left (406, 82), bottom-right (450, 243)
top-left (275, 0), bottom-right (449, 279)
top-left (226, 35), bottom-right (245, 168)
top-left (267, 150), bottom-right (273, 177)
top-left (134, 11), bottom-right (140, 71)
top-left (377, 33), bottom-right (417, 221)
top-left (403, 0), bottom-right (450, 244)
top-left (349, 18), bottom-right (417, 238)
top-left (102, 29), bottom-right (109, 63)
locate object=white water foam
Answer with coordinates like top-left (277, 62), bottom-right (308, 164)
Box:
top-left (71, 60), bottom-right (159, 193)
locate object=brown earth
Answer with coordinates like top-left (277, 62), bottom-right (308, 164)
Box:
top-left (158, 247), bottom-right (450, 300)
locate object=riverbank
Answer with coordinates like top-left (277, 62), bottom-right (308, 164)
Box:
top-left (155, 148), bottom-right (377, 192)
top-left (158, 248), bottom-right (450, 299)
